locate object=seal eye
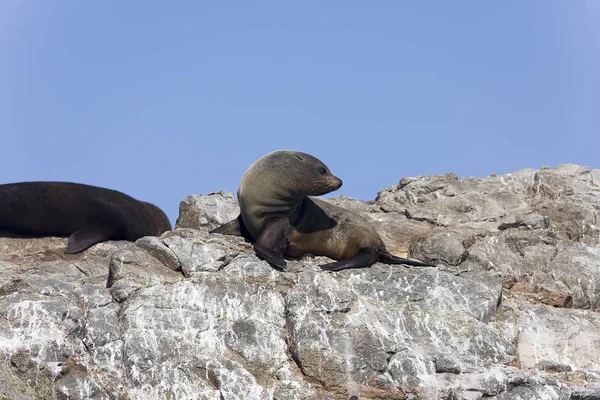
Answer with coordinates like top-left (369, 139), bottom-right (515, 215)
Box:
top-left (317, 167), bottom-right (327, 175)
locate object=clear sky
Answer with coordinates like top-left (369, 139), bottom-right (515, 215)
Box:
top-left (1, 2), bottom-right (599, 224)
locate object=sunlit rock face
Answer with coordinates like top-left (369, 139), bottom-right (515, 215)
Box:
top-left (2, 164), bottom-right (600, 399)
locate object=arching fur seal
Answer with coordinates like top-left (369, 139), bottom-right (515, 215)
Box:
top-left (0, 182), bottom-right (172, 253)
top-left (211, 150), bottom-right (432, 271)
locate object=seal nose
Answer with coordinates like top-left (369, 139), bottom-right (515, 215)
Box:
top-left (333, 176), bottom-right (343, 189)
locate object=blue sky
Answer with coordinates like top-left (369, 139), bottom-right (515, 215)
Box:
top-left (1, 2), bottom-right (599, 224)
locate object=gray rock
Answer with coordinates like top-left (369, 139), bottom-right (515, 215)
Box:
top-left (434, 353), bottom-right (462, 374)
top-left (161, 228), bottom-right (253, 277)
top-left (175, 191), bottom-right (240, 232)
top-left (571, 384), bottom-right (600, 399)
top-left (0, 357), bottom-right (39, 399)
top-left (535, 360), bottom-right (572, 373)
top-left (1, 164), bottom-right (600, 399)
top-left (515, 301), bottom-right (600, 371)
top-left (410, 230), bottom-right (468, 265)
top-left (107, 245), bottom-right (183, 301)
top-left (135, 235), bottom-right (181, 271)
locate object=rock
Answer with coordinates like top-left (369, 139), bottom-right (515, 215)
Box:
top-left (410, 230), bottom-right (468, 265)
top-left (161, 228), bottom-right (253, 278)
top-left (0, 164), bottom-right (600, 399)
top-left (0, 356), bottom-right (40, 399)
top-left (175, 191), bottom-right (240, 232)
top-left (135, 235), bottom-right (181, 271)
top-left (535, 360), bottom-right (572, 373)
top-left (571, 384), bottom-right (600, 400)
top-left (515, 301), bottom-right (600, 371)
top-left (107, 245), bottom-right (183, 301)
top-left (433, 354), bottom-right (462, 374)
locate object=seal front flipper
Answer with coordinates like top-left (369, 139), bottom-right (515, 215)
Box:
top-left (254, 218), bottom-right (290, 270)
top-left (210, 215), bottom-right (253, 241)
top-left (65, 222), bottom-right (121, 254)
top-left (320, 249), bottom-right (379, 272)
top-left (378, 251), bottom-right (434, 267)
top-left (210, 217), bottom-right (242, 235)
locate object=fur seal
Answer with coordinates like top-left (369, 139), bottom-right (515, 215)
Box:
top-left (0, 182), bottom-right (172, 253)
top-left (211, 150), bottom-right (432, 271)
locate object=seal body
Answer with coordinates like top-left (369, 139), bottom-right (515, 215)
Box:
top-left (284, 197), bottom-right (385, 259)
top-left (211, 150), bottom-right (432, 271)
top-left (0, 182), bottom-right (172, 253)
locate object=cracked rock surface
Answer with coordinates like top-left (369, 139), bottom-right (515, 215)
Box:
top-left (2, 164), bottom-right (600, 399)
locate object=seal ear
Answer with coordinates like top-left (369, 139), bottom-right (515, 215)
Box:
top-left (65, 222), bottom-right (121, 254)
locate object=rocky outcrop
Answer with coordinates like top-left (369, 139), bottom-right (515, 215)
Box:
top-left (1, 164), bottom-right (600, 399)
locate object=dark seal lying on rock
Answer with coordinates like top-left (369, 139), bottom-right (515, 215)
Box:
top-left (0, 181), bottom-right (172, 253)
top-left (211, 150), bottom-right (432, 271)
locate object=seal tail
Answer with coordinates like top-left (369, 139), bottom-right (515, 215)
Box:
top-left (378, 251), bottom-right (434, 267)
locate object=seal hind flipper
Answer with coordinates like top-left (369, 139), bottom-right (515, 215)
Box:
top-left (210, 215), bottom-right (253, 241)
top-left (65, 222), bottom-right (120, 254)
top-left (254, 218), bottom-right (290, 270)
top-left (378, 251), bottom-right (434, 267)
top-left (320, 249), bottom-right (379, 272)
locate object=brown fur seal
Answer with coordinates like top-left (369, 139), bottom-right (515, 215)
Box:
top-left (211, 150), bottom-right (432, 271)
top-left (0, 182), bottom-right (172, 253)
